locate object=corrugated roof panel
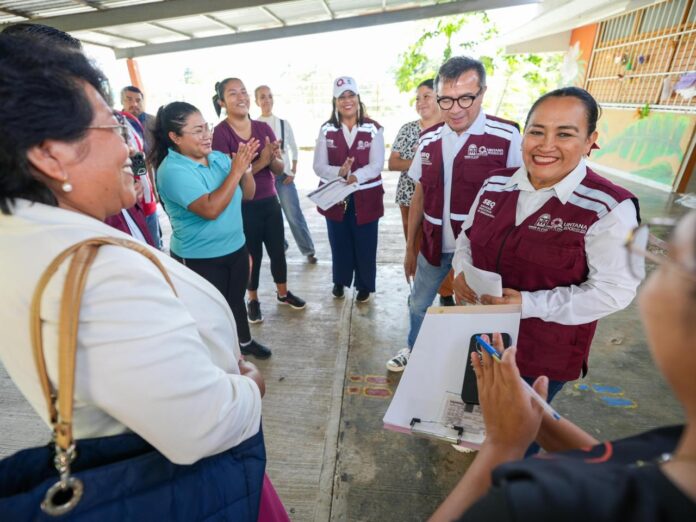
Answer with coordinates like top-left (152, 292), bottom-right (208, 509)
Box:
top-left (212, 7), bottom-right (283, 31)
top-left (268, 0), bottom-right (331, 23)
top-left (100, 21), bottom-right (182, 42)
top-left (72, 29), bottom-right (142, 48)
top-left (156, 15), bottom-right (225, 35)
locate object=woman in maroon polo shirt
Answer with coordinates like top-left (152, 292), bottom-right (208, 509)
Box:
top-left (212, 77), bottom-right (306, 325)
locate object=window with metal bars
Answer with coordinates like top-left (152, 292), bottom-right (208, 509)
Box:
top-left (586, 0), bottom-right (696, 111)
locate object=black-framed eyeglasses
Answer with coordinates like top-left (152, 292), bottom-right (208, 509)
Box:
top-left (181, 123), bottom-right (214, 139)
top-left (437, 89), bottom-right (483, 110)
top-left (625, 217), bottom-right (696, 282)
top-left (87, 124), bottom-right (130, 144)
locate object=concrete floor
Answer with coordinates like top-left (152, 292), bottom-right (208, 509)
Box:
top-left (0, 155), bottom-right (689, 521)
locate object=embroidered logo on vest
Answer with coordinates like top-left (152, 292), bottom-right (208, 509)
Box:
top-left (356, 140), bottom-right (371, 151)
top-left (465, 144), bottom-right (505, 160)
top-left (421, 151), bottom-right (432, 166)
top-left (326, 138), bottom-right (336, 148)
top-left (529, 213), bottom-right (588, 234)
top-left (476, 198), bottom-right (496, 218)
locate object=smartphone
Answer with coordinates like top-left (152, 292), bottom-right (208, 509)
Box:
top-left (461, 333), bottom-right (512, 405)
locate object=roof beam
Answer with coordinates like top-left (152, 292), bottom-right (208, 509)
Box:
top-left (319, 0), bottom-right (334, 19)
top-left (26, 0), bottom-right (289, 33)
top-left (204, 14), bottom-right (238, 32)
top-left (115, 0), bottom-right (537, 59)
top-left (95, 29), bottom-right (149, 45)
top-left (147, 21), bottom-right (193, 38)
top-left (259, 6), bottom-right (285, 26)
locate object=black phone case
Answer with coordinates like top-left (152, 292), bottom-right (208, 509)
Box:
top-left (461, 333), bottom-right (512, 405)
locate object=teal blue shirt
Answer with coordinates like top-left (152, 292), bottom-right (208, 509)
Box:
top-left (157, 149), bottom-right (245, 258)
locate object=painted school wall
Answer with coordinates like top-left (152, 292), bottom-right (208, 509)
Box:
top-left (592, 108), bottom-right (696, 187)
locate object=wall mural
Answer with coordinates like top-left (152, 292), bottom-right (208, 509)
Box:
top-left (593, 109), bottom-right (696, 186)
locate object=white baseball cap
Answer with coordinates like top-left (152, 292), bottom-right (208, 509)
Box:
top-left (333, 76), bottom-right (359, 98)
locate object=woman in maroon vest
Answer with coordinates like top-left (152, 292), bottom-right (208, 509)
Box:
top-left (452, 87), bottom-right (641, 406)
top-left (312, 76), bottom-right (386, 302)
top-left (212, 77), bottom-right (306, 325)
top-left (433, 212), bottom-right (696, 521)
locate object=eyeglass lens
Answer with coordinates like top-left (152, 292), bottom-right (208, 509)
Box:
top-left (438, 95), bottom-right (476, 110)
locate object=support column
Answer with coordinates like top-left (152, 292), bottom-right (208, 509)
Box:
top-left (126, 58), bottom-right (143, 89)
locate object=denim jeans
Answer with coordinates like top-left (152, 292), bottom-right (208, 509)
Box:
top-left (407, 252), bottom-right (454, 349)
top-left (275, 174), bottom-right (315, 256)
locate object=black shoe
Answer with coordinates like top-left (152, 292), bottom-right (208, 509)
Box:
top-left (240, 339), bottom-right (272, 359)
top-left (332, 284), bottom-right (344, 299)
top-left (277, 291), bottom-right (306, 310)
top-left (247, 299), bottom-right (263, 323)
top-left (439, 295), bottom-right (456, 307)
top-left (356, 289), bottom-right (370, 303)
top-left (306, 254), bottom-right (318, 264)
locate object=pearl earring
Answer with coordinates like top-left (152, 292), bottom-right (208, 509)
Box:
top-left (61, 180), bottom-right (73, 193)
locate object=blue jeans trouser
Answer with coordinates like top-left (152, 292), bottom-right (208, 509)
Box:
top-left (325, 197), bottom-right (378, 292)
top-left (407, 252), bottom-right (454, 349)
top-left (275, 174), bottom-right (315, 256)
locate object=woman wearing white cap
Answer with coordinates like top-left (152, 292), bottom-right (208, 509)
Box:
top-left (312, 77), bottom-right (386, 302)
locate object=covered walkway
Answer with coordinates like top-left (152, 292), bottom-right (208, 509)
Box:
top-left (0, 158), bottom-right (687, 520)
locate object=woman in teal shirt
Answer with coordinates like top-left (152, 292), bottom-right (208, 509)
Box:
top-left (153, 101), bottom-right (271, 358)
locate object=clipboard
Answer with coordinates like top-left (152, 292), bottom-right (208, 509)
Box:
top-left (383, 304), bottom-right (521, 449)
top-left (307, 178), bottom-right (359, 210)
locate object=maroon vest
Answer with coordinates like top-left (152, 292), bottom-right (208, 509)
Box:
top-left (420, 115), bottom-right (519, 266)
top-left (317, 117), bottom-right (384, 225)
top-left (467, 167), bottom-right (638, 381)
top-left (104, 203), bottom-right (156, 247)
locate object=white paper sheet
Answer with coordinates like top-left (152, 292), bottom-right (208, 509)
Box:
top-left (383, 304), bottom-right (521, 449)
top-left (462, 259), bottom-right (503, 300)
top-left (307, 178), bottom-right (360, 210)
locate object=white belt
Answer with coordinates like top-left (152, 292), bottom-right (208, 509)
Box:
top-left (423, 212), bottom-right (442, 226)
top-left (450, 213), bottom-right (468, 221)
top-left (359, 179), bottom-right (383, 190)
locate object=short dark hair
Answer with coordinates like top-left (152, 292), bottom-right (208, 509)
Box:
top-left (417, 78), bottom-right (434, 90)
top-left (1, 22), bottom-right (82, 50)
top-left (435, 56), bottom-right (486, 92)
top-left (0, 34), bottom-right (109, 214)
top-left (121, 85), bottom-right (144, 99)
top-left (151, 102), bottom-right (200, 170)
top-left (525, 87), bottom-right (601, 136)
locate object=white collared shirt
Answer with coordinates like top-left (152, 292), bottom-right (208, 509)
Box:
top-left (408, 110), bottom-right (522, 253)
top-left (452, 159), bottom-right (641, 325)
top-left (313, 122), bottom-right (386, 184)
top-left (0, 201), bottom-right (262, 464)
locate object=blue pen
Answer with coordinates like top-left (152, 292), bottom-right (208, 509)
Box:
top-left (475, 335), bottom-right (562, 421)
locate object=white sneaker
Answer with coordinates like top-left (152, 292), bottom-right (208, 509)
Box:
top-left (386, 348), bottom-right (411, 372)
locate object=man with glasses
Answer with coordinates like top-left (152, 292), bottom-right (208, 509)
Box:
top-left (104, 111), bottom-right (158, 247)
top-left (387, 56), bottom-right (522, 372)
top-left (121, 85), bottom-right (162, 249)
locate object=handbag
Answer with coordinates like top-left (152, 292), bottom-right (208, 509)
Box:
top-left (0, 237), bottom-right (266, 521)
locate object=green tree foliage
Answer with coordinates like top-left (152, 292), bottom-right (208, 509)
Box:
top-left (394, 13), bottom-right (564, 125)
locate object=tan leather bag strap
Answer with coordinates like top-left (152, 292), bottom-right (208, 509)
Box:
top-left (30, 237), bottom-right (177, 450)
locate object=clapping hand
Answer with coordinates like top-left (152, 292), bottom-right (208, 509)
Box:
top-left (231, 138), bottom-right (260, 178)
top-left (338, 157), bottom-right (354, 179)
